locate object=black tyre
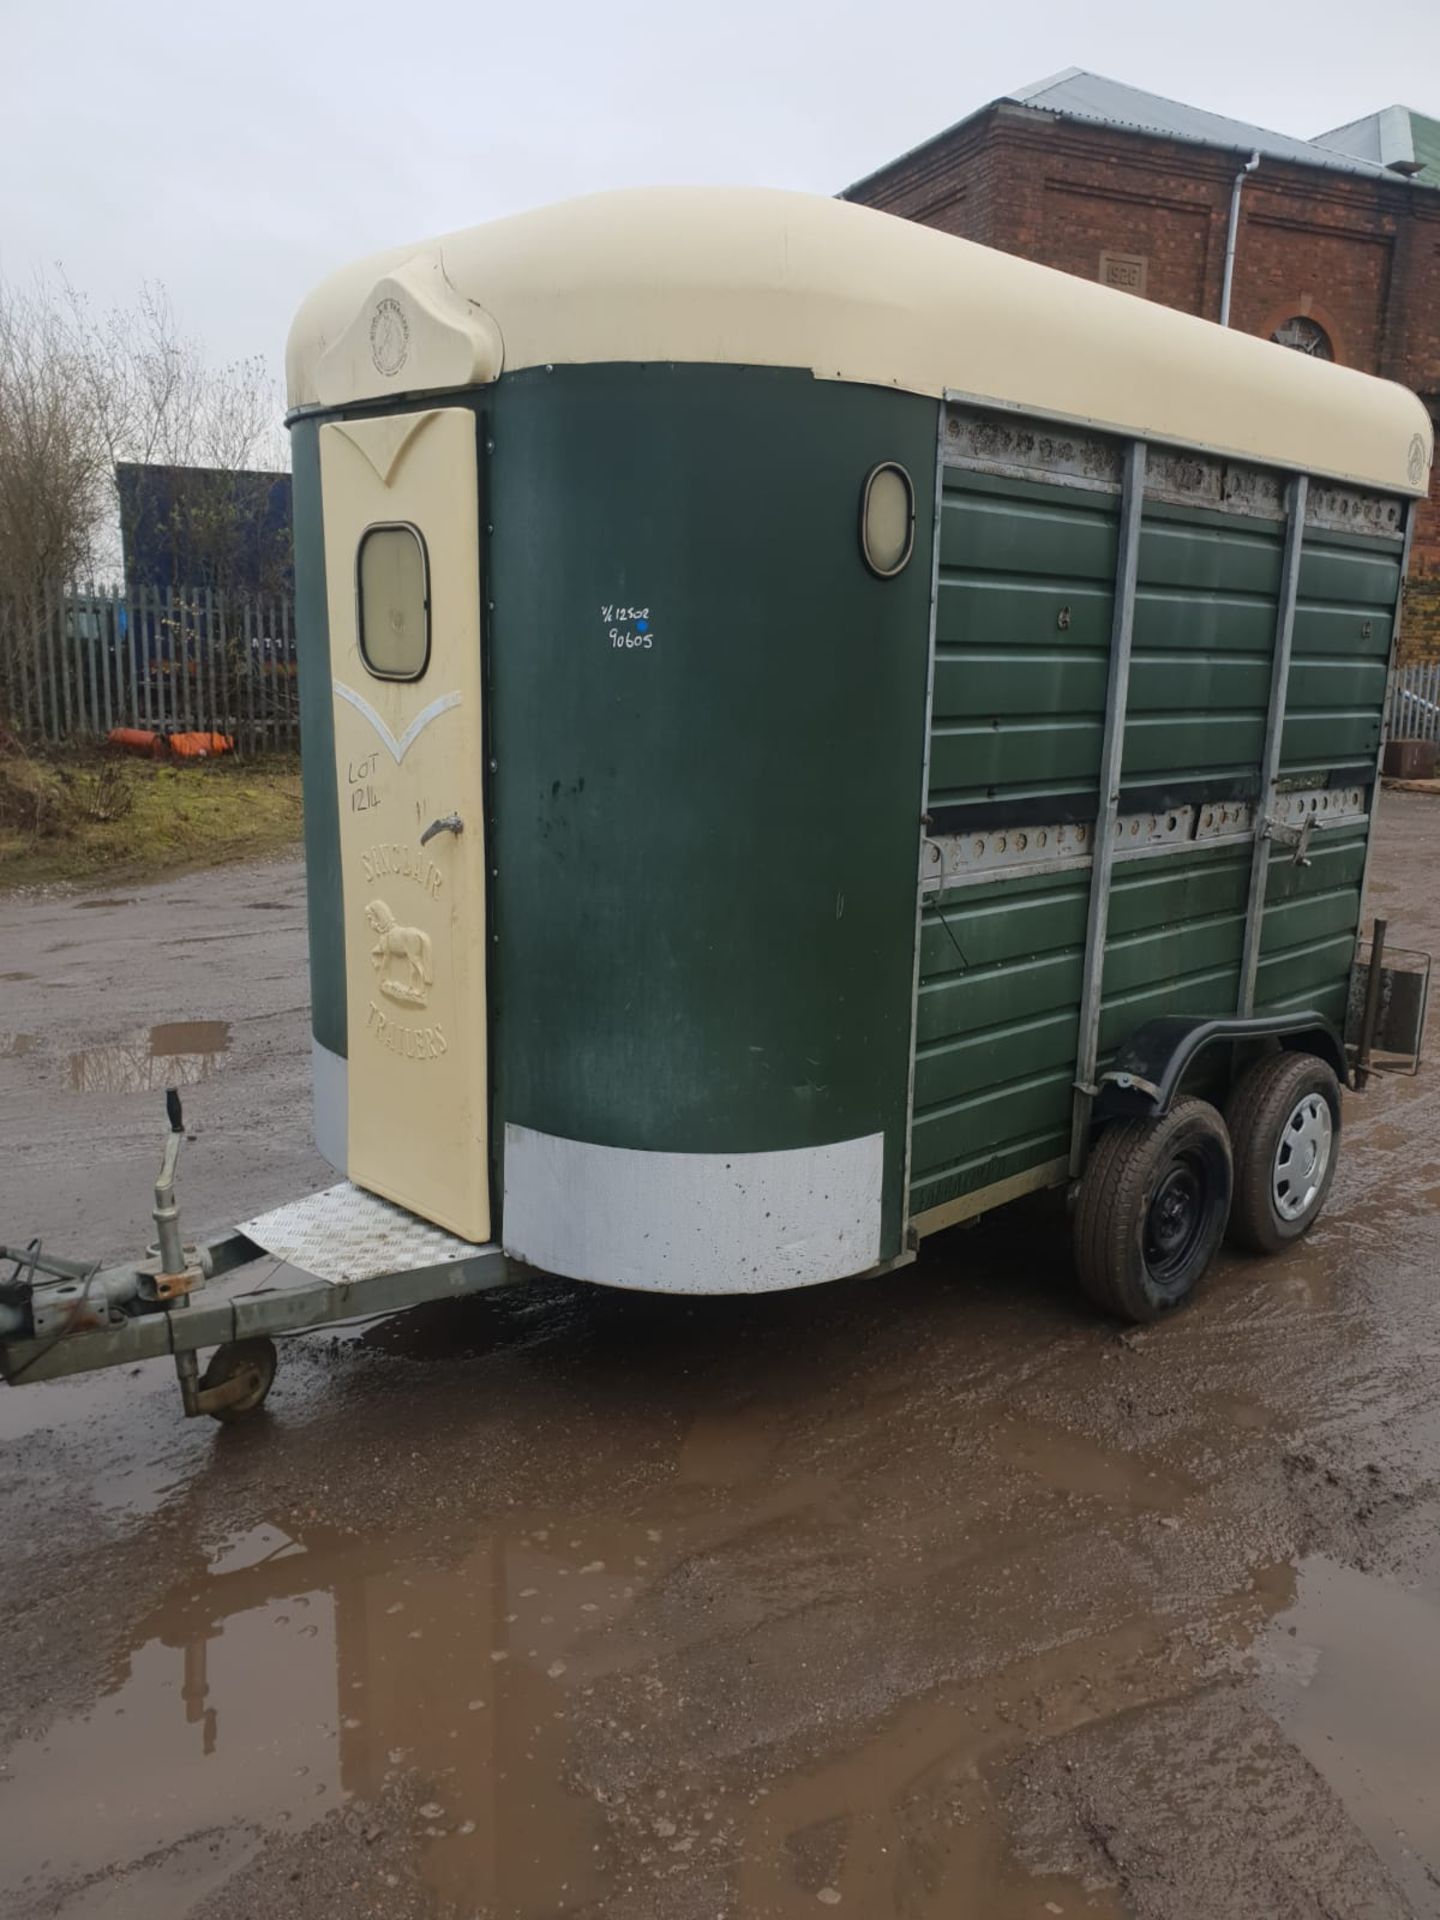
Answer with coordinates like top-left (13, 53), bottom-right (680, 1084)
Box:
top-left (1224, 1051), bottom-right (1341, 1254)
top-left (1074, 1097), bottom-right (1233, 1322)
top-left (200, 1337), bottom-right (277, 1423)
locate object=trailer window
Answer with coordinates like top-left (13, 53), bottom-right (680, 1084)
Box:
top-left (860, 463), bottom-right (915, 577)
top-left (357, 524), bottom-right (429, 680)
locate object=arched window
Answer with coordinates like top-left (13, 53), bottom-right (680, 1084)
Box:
top-left (1271, 317), bottom-right (1335, 362)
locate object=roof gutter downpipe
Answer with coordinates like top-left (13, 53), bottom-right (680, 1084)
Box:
top-left (1220, 151), bottom-right (1261, 327)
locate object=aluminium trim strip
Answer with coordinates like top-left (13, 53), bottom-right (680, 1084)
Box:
top-left (1238, 473), bottom-right (1309, 1015)
top-left (1068, 439), bottom-right (1147, 1178)
top-left (902, 409), bottom-right (949, 1236)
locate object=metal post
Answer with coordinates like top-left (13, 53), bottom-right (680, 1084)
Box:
top-left (1069, 439), bottom-right (1147, 1177)
top-left (1357, 916), bottom-right (1388, 1087)
top-left (1349, 500), bottom-right (1417, 1026)
top-left (1238, 473), bottom-right (1308, 1016)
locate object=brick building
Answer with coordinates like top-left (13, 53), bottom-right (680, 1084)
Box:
top-left (843, 70), bottom-right (1440, 653)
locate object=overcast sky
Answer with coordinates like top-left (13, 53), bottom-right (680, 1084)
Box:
top-left (4, 0), bottom-right (1439, 407)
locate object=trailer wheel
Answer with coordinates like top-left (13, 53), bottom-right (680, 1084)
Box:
top-left (1074, 1097), bottom-right (1233, 1322)
top-left (200, 1337), bottom-right (277, 1422)
top-left (1224, 1052), bottom-right (1341, 1254)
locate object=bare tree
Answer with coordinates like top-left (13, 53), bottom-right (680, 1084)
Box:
top-left (0, 271), bottom-right (287, 725)
top-left (0, 276), bottom-right (107, 599)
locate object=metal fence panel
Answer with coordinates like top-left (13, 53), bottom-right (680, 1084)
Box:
top-left (1391, 664), bottom-right (1440, 744)
top-left (1, 581), bottom-right (299, 754)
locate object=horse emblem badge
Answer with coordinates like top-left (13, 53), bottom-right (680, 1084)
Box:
top-left (366, 900), bottom-right (433, 1007)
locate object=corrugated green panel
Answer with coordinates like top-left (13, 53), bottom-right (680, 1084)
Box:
top-left (914, 1007), bottom-right (1078, 1109)
top-left (1123, 509), bottom-right (1282, 790)
top-left (910, 473), bottom-right (1402, 1231)
top-left (929, 718), bottom-right (1102, 797)
top-left (1106, 847), bottom-right (1250, 934)
top-left (912, 1067), bottom-right (1075, 1185)
top-left (938, 476), bottom-right (1118, 579)
top-left (1254, 828), bottom-right (1367, 1025)
top-left (1281, 531), bottom-right (1398, 777)
top-left (911, 865), bottom-right (1086, 1203)
top-left (1139, 514), bottom-right (1284, 596)
top-left (919, 870), bottom-right (1089, 979)
top-left (918, 949), bottom-right (1083, 1045)
top-left (909, 1126), bottom-right (1072, 1218)
top-left (932, 647), bottom-right (1107, 719)
top-left (1296, 542), bottom-right (1402, 610)
top-left (1122, 714), bottom-right (1266, 780)
top-left (1098, 844), bottom-right (1250, 1053)
top-left (931, 472), bottom-right (1116, 812)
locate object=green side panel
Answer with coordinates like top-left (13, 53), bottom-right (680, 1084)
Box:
top-left (1254, 826), bottom-right (1369, 1028)
top-left (1123, 506), bottom-right (1283, 792)
top-left (289, 419), bottom-right (345, 1058)
top-left (931, 471), bottom-right (1117, 813)
top-left (1282, 532), bottom-right (1400, 778)
top-left (910, 842), bottom-right (1256, 1216)
top-left (487, 366), bottom-right (937, 1259)
top-left (911, 460), bottom-right (1405, 1225)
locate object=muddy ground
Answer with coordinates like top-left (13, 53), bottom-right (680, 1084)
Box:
top-left (1, 796), bottom-right (1439, 1919)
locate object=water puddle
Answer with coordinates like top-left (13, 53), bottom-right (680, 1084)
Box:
top-left (1257, 1553), bottom-right (1440, 1909)
top-left (0, 1519), bottom-right (624, 1917)
top-left (0, 1498), bottom-right (1147, 1919)
top-left (0, 969), bottom-right (34, 981)
top-left (987, 1410), bottom-right (1196, 1513)
top-left (73, 897), bottom-right (136, 909)
top-left (67, 1020), bottom-right (231, 1095)
top-left (2, 1032), bottom-right (40, 1058)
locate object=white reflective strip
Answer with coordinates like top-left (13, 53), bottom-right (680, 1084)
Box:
top-left (312, 1037), bottom-right (348, 1175)
top-left (502, 1125), bottom-right (885, 1295)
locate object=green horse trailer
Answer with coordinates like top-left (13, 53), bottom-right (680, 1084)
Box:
top-left (2, 187), bottom-right (1433, 1426)
top-left (280, 185), bottom-right (1431, 1322)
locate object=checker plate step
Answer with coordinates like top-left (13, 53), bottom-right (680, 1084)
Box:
top-left (241, 1181), bottom-right (492, 1285)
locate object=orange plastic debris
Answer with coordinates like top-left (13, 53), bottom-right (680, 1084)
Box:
top-left (106, 728), bottom-right (234, 759)
top-left (166, 732), bottom-right (234, 759)
top-left (106, 728), bottom-right (165, 757)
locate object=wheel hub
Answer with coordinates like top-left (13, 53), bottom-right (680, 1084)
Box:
top-left (1273, 1093), bottom-right (1333, 1221)
top-left (1144, 1161), bottom-right (1205, 1278)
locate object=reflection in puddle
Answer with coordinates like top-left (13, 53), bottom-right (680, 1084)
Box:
top-left (0, 1500), bottom-right (1149, 1920)
top-left (1259, 1554), bottom-right (1440, 1911)
top-left (67, 1021), bottom-right (231, 1094)
top-left (0, 1522), bottom-right (618, 1917)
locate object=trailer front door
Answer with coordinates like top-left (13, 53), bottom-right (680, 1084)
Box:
top-left (318, 408), bottom-right (490, 1242)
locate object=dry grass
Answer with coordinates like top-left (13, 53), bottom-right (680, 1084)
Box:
top-left (0, 741), bottom-right (302, 890)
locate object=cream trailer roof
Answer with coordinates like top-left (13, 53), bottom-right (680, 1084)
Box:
top-left (287, 187), bottom-right (1432, 498)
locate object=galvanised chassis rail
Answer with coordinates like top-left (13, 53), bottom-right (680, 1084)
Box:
top-left (0, 1232), bottom-right (510, 1390)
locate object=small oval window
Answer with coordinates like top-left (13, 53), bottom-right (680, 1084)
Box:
top-left (860, 463), bottom-right (915, 578)
top-left (357, 523), bottom-right (430, 680)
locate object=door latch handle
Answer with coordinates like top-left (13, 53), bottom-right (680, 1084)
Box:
top-left (420, 813), bottom-right (464, 847)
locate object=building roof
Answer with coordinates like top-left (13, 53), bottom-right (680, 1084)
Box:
top-left (1315, 105), bottom-right (1440, 185)
top-left (287, 187), bottom-right (1431, 497)
top-left (843, 68), bottom-right (1436, 196)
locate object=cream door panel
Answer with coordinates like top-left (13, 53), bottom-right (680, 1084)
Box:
top-left (319, 407), bottom-right (490, 1241)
